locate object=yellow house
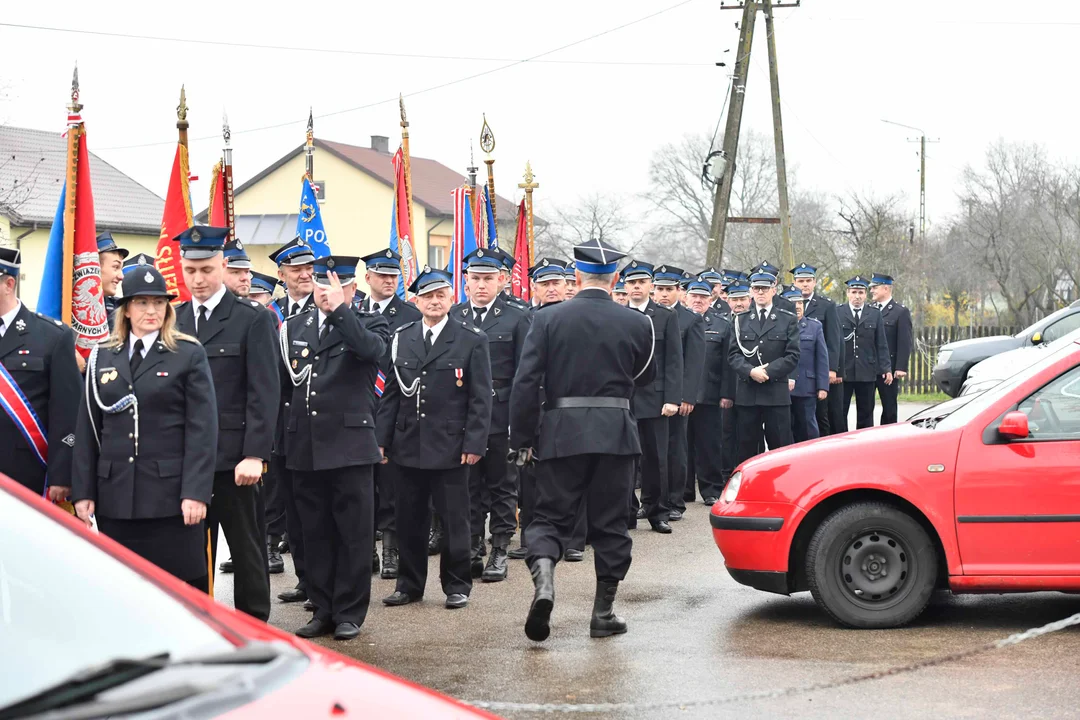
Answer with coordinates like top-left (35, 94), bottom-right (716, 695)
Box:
top-left (216, 136), bottom-right (523, 293)
top-left (0, 126), bottom-right (164, 310)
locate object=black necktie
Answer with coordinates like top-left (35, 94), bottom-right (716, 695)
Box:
top-left (854, 309), bottom-right (861, 325)
top-left (196, 306), bottom-right (209, 339)
top-left (290, 302), bottom-right (299, 318)
top-left (130, 339), bottom-right (145, 375)
top-left (424, 328), bottom-right (434, 354)
top-left (473, 307), bottom-right (485, 325)
top-left (319, 321), bottom-right (328, 340)
top-left (0, 317), bottom-right (5, 337)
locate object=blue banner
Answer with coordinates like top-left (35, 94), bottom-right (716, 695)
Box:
top-left (483, 185), bottom-right (498, 250)
top-left (37, 182), bottom-right (67, 319)
top-left (389, 194), bottom-right (406, 299)
top-left (296, 178), bottom-right (330, 258)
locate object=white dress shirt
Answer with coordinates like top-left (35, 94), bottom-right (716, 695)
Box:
top-left (193, 284), bottom-right (227, 330)
top-left (422, 314), bottom-right (450, 345)
top-left (0, 301), bottom-right (21, 337)
top-left (129, 330), bottom-right (159, 359)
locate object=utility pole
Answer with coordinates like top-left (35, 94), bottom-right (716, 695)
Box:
top-left (763, 0), bottom-right (794, 282)
top-left (881, 119), bottom-right (938, 244)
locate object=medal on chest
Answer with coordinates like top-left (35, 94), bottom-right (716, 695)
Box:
top-left (455, 368), bottom-right (464, 387)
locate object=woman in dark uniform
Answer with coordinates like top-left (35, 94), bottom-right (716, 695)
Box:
top-left (73, 266), bottom-right (218, 591)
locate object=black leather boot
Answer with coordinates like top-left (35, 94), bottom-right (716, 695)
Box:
top-left (589, 581), bottom-right (627, 638)
top-left (524, 557), bottom-right (555, 642)
top-left (482, 537), bottom-right (509, 582)
top-left (381, 530), bottom-right (399, 580)
top-left (428, 514), bottom-right (444, 556)
top-left (470, 535), bottom-right (485, 578)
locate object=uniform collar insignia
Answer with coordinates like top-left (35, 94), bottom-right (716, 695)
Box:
top-left (462, 308), bottom-right (469, 316)
top-left (388, 306), bottom-right (396, 316)
top-left (305, 314), bottom-right (314, 326)
top-left (493, 307), bottom-right (501, 316)
top-left (771, 314), bottom-right (776, 320)
top-left (14, 318), bottom-right (25, 332)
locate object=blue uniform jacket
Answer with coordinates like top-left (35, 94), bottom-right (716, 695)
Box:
top-left (792, 317), bottom-right (829, 397)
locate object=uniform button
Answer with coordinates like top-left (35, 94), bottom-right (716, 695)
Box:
top-left (312, 372), bottom-right (318, 378)
top-left (421, 413), bottom-right (426, 418)
top-left (310, 391), bottom-right (317, 396)
top-left (129, 409), bottom-right (134, 415)
top-left (128, 457), bottom-right (134, 463)
top-left (311, 411), bottom-right (318, 416)
top-left (314, 356), bottom-right (319, 361)
top-left (219, 348), bottom-right (225, 353)
top-left (128, 433), bottom-right (133, 439)
top-left (421, 399), bottom-right (425, 404)
top-left (128, 385), bottom-right (133, 390)
top-left (21, 362), bottom-right (26, 367)
top-left (285, 402), bottom-right (290, 408)
top-left (422, 371), bottom-right (427, 376)
top-left (421, 385), bottom-right (427, 390)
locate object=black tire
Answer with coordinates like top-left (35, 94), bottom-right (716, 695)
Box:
top-left (806, 502), bottom-right (937, 629)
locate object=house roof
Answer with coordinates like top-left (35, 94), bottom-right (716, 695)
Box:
top-left (230, 138), bottom-right (540, 223)
top-left (0, 125), bottom-right (163, 234)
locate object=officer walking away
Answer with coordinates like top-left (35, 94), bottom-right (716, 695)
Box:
top-left (268, 236), bottom-right (318, 606)
top-left (792, 263), bottom-right (844, 436)
top-left (652, 265), bottom-right (703, 522)
top-left (870, 273), bottom-right (912, 425)
top-left (453, 248), bottom-right (531, 582)
top-left (176, 225), bottom-right (279, 621)
top-left (728, 272), bottom-right (800, 466)
top-left (511, 239), bottom-right (655, 641)
top-left (781, 288), bottom-right (829, 442)
top-left (282, 255), bottom-right (389, 640)
top-left (0, 248), bottom-right (81, 501)
top-left (360, 249), bottom-right (422, 580)
top-left (96, 232), bottom-right (128, 329)
top-left (837, 276), bottom-right (892, 429)
top-left (378, 267), bottom-right (492, 611)
top-left (73, 266), bottom-right (217, 591)
top-left (623, 260), bottom-right (682, 534)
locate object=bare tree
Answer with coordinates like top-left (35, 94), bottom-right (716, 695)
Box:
top-left (537, 192), bottom-right (647, 261)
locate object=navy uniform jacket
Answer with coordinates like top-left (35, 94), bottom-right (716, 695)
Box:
top-left (453, 295), bottom-right (531, 433)
top-left (699, 309), bottom-right (735, 404)
top-left (837, 304), bottom-right (891, 383)
top-left (673, 303), bottom-right (705, 405)
top-left (792, 317), bottom-right (830, 397)
top-left (272, 295), bottom-right (316, 454)
top-left (877, 299), bottom-right (913, 373)
top-left (774, 293), bottom-right (796, 313)
top-left (176, 292), bottom-right (280, 471)
top-left (727, 305), bottom-right (800, 406)
top-left (104, 295), bottom-right (119, 332)
top-left (0, 305), bottom-right (81, 495)
top-left (629, 300), bottom-right (683, 420)
top-left (510, 288), bottom-right (655, 459)
top-left (802, 294), bottom-right (843, 376)
top-left (376, 319), bottom-right (492, 470)
top-left (364, 293), bottom-right (423, 376)
top-left (283, 304), bottom-right (389, 472)
top-left (711, 297), bottom-right (731, 317)
top-left (73, 337), bottom-right (218, 519)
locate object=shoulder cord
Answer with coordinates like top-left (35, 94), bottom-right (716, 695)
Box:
top-left (733, 314), bottom-right (763, 365)
top-left (390, 332), bottom-right (422, 418)
top-left (86, 345), bottom-right (140, 455)
top-left (632, 315), bottom-right (656, 381)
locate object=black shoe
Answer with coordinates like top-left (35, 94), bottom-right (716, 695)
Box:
top-left (650, 521), bottom-right (673, 534)
top-left (470, 535), bottom-right (485, 579)
top-left (669, 510), bottom-right (684, 521)
top-left (428, 516), bottom-right (444, 556)
top-left (525, 558), bottom-right (555, 642)
top-left (334, 622), bottom-right (361, 640)
top-left (295, 617), bottom-right (334, 639)
top-left (635, 507), bottom-right (647, 520)
top-left (277, 534), bottom-right (290, 554)
top-left (507, 546), bottom-right (528, 560)
top-left (268, 548), bottom-right (284, 574)
top-left (219, 557), bottom-right (234, 573)
top-left (564, 548), bottom-right (584, 562)
top-left (590, 581), bottom-right (628, 638)
top-left (381, 531), bottom-right (399, 580)
top-left (278, 587), bottom-right (307, 603)
top-left (383, 591), bottom-right (421, 606)
top-left (482, 546), bottom-right (509, 582)
top-left (445, 593), bottom-right (469, 609)
top-left (303, 599), bottom-right (315, 611)
top-left (702, 496), bottom-right (719, 506)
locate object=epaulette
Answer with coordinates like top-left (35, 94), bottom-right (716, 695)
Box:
top-left (460, 320), bottom-right (481, 333)
top-left (778, 308), bottom-right (796, 316)
top-left (35, 312), bottom-right (65, 329)
top-left (234, 296), bottom-right (260, 311)
top-left (395, 321), bottom-right (416, 334)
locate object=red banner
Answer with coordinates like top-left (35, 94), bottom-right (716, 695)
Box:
top-left (511, 199), bottom-right (530, 303)
top-left (156, 143), bottom-right (194, 303)
top-left (207, 160), bottom-right (226, 228)
top-left (70, 132), bottom-right (108, 355)
top-left (391, 148), bottom-right (417, 294)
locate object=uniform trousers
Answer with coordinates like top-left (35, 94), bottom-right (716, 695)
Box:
top-left (526, 454), bottom-right (634, 583)
top-left (263, 456), bottom-right (287, 539)
top-left (685, 423), bottom-right (698, 504)
top-left (293, 465), bottom-right (374, 626)
top-left (469, 432), bottom-right (516, 542)
top-left (374, 458), bottom-right (403, 533)
top-left (877, 374), bottom-right (900, 425)
top-left (272, 453), bottom-right (306, 592)
top-left (635, 416), bottom-right (670, 524)
top-left (818, 383), bottom-right (847, 435)
top-left (735, 405), bottom-right (793, 467)
top-left (667, 414), bottom-right (690, 513)
top-left (207, 470), bottom-right (271, 622)
top-left (519, 463), bottom-right (587, 551)
top-left (396, 466), bottom-right (472, 598)
top-left (720, 405), bottom-right (737, 478)
top-left (791, 396), bottom-right (820, 443)
top-left (843, 381), bottom-right (877, 429)
top-left (99, 515), bottom-right (208, 592)
top-left (690, 404), bottom-right (726, 500)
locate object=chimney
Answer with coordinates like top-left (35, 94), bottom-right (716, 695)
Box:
top-left (370, 135), bottom-right (389, 154)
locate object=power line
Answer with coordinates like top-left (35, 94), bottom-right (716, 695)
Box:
top-left (73, 0), bottom-right (699, 152)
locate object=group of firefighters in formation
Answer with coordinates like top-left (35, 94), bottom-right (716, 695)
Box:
top-left (0, 222), bottom-right (911, 641)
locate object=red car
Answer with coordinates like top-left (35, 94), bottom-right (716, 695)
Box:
top-left (0, 475), bottom-right (496, 720)
top-left (711, 338), bottom-right (1080, 629)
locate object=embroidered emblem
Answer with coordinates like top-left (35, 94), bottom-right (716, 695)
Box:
top-left (191, 229), bottom-right (202, 243)
top-left (144, 271), bottom-right (154, 283)
top-left (389, 307), bottom-right (396, 316)
top-left (235, 240), bottom-right (244, 250)
top-left (494, 307), bottom-right (501, 316)
top-left (386, 249), bottom-right (393, 258)
top-left (15, 319), bottom-right (25, 332)
top-left (62, 434), bottom-right (75, 447)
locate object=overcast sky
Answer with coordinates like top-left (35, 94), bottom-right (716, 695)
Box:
top-left (2, 0), bottom-right (1079, 237)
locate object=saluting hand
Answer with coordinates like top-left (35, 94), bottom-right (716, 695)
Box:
top-left (235, 457), bottom-right (263, 486)
top-left (322, 270), bottom-right (346, 313)
top-left (182, 499), bottom-right (207, 526)
top-left (75, 499), bottom-right (95, 529)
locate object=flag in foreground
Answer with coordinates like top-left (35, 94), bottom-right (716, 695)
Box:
top-left (511, 198), bottom-right (531, 303)
top-left (448, 187), bottom-right (478, 304)
top-left (156, 142), bottom-right (194, 302)
top-left (391, 148), bottom-right (418, 296)
top-left (296, 177), bottom-right (330, 258)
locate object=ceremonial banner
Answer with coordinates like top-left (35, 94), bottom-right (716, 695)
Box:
top-left (474, 183), bottom-right (488, 249)
top-left (207, 160), bottom-right (227, 227)
top-left (391, 148), bottom-right (418, 295)
top-left (156, 143), bottom-right (194, 302)
top-left (295, 177), bottom-right (330, 258)
top-left (511, 199), bottom-right (530, 303)
top-left (448, 187), bottom-right (478, 304)
top-left (482, 185), bottom-right (498, 250)
top-left (38, 127), bottom-right (108, 355)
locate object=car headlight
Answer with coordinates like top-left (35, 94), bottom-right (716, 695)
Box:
top-left (936, 350), bottom-right (953, 366)
top-left (722, 471), bottom-right (742, 504)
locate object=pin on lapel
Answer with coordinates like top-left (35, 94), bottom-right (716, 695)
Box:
top-left (17, 349), bottom-right (29, 355)
top-left (493, 307), bottom-right (501, 316)
top-left (770, 314), bottom-right (776, 320)
top-left (305, 315), bottom-right (314, 327)
top-left (292, 359), bottom-right (298, 369)
top-left (301, 348), bottom-right (309, 358)
top-left (156, 371), bottom-right (169, 377)
top-left (14, 319), bottom-right (25, 332)
top-left (389, 307), bottom-right (396, 316)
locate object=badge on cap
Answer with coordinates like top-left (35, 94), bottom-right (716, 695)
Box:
top-left (631, 261), bottom-right (638, 268)
top-left (235, 240), bottom-right (244, 250)
top-left (423, 265), bottom-right (431, 273)
top-left (191, 229), bottom-right (202, 243)
top-left (297, 238), bottom-right (306, 247)
top-left (138, 255), bottom-right (148, 265)
top-left (541, 259), bottom-right (549, 267)
top-left (455, 368), bottom-right (464, 387)
top-left (326, 257), bottom-right (336, 269)
top-left (144, 271), bottom-right (154, 283)
top-left (386, 249), bottom-right (393, 258)
top-left (477, 249), bottom-right (484, 257)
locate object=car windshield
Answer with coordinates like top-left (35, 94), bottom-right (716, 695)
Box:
top-left (0, 491), bottom-right (233, 710)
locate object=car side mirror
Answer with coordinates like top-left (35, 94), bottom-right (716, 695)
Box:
top-left (1031, 332), bottom-right (1043, 345)
top-left (998, 411), bottom-right (1030, 440)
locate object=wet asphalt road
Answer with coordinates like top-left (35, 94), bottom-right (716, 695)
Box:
top-left (213, 402), bottom-right (1080, 718)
